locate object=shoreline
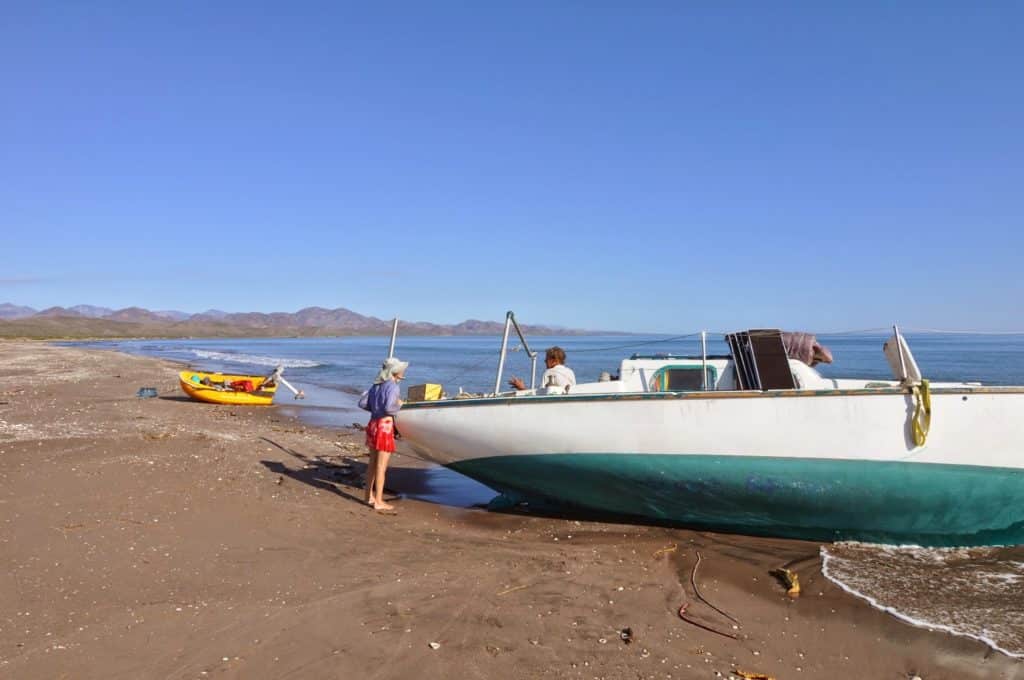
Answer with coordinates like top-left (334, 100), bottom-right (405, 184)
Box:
top-left (1, 341), bottom-right (1019, 678)
top-left (820, 546), bottom-right (1022, 660)
top-left (59, 339), bottom-right (369, 425)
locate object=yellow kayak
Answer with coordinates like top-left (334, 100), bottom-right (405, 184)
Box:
top-left (178, 370), bottom-right (278, 405)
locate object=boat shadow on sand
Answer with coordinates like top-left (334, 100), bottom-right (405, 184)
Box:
top-left (258, 435), bottom-right (622, 518)
top-left (259, 436), bottom-right (381, 508)
top-left (258, 436), bottom-right (506, 511)
top-left (157, 394), bottom-right (202, 403)
top-left (256, 436), bottom-right (826, 557)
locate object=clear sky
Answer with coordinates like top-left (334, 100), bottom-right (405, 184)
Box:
top-left (2, 2), bottom-right (1021, 332)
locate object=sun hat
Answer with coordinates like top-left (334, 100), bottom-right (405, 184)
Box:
top-left (374, 357), bottom-right (410, 384)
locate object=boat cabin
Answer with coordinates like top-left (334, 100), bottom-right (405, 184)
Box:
top-left (403, 313), bottom-right (945, 401)
top-left (563, 353), bottom-right (847, 395)
top-left (530, 328), bottom-right (908, 396)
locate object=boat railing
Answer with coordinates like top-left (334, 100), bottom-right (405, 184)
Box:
top-left (494, 311), bottom-right (538, 394)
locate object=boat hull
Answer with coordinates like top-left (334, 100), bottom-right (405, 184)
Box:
top-left (178, 370), bottom-right (277, 406)
top-left (448, 452), bottom-right (1024, 546)
top-left (398, 388), bottom-right (1024, 546)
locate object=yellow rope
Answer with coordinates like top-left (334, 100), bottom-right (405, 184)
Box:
top-left (911, 379), bottom-right (932, 447)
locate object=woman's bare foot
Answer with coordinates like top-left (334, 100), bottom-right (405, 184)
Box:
top-left (374, 501), bottom-right (395, 512)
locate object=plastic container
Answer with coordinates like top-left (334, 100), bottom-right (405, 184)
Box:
top-left (407, 383), bottom-right (443, 401)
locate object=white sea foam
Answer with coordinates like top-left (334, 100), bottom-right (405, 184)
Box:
top-left (190, 349), bottom-right (321, 368)
top-left (821, 543), bottom-right (1024, 658)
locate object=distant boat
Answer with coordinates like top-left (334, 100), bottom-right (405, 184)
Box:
top-left (178, 366), bottom-right (304, 406)
top-left (396, 314), bottom-right (1024, 547)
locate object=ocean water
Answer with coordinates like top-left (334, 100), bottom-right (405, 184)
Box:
top-left (73, 331), bottom-right (1024, 656)
top-left (822, 542), bottom-right (1024, 658)
top-left (73, 331), bottom-right (1024, 400)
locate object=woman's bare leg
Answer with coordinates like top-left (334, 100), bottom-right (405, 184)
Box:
top-left (373, 450), bottom-right (394, 510)
top-left (364, 449), bottom-right (378, 506)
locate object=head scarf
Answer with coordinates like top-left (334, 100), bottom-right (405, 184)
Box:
top-left (374, 356), bottom-right (409, 384)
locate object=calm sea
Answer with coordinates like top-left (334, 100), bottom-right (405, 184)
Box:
top-left (74, 331), bottom-right (1024, 657)
top-left (72, 331), bottom-right (1024, 398)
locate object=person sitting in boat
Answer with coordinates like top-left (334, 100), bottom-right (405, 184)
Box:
top-left (358, 357), bottom-right (409, 512)
top-left (509, 346), bottom-right (576, 391)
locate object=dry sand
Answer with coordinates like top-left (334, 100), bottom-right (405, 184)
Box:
top-left (0, 341), bottom-right (1019, 679)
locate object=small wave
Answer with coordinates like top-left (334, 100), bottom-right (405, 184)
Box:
top-left (190, 349), bottom-right (322, 368)
top-left (821, 543), bottom-right (1024, 658)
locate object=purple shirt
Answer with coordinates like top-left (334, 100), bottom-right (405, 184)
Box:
top-left (359, 380), bottom-right (400, 419)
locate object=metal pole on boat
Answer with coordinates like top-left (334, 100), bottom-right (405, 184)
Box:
top-left (387, 317), bottom-right (399, 359)
top-left (701, 331), bottom-right (708, 390)
top-left (276, 375), bottom-right (305, 399)
top-left (494, 312), bottom-right (514, 395)
top-left (893, 324), bottom-right (907, 382)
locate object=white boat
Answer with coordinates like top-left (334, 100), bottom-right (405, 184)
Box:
top-left (396, 314), bottom-right (1024, 546)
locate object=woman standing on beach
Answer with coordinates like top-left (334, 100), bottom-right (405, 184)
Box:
top-left (358, 357), bottom-right (408, 511)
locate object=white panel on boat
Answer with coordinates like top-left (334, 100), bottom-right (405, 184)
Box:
top-left (884, 332), bottom-right (923, 384)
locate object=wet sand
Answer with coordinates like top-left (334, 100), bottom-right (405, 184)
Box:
top-left (0, 341), bottom-right (1020, 679)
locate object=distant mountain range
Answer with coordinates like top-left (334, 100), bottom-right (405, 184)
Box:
top-left (0, 303), bottom-right (598, 339)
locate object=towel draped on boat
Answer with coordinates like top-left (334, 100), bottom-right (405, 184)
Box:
top-left (781, 332), bottom-right (833, 367)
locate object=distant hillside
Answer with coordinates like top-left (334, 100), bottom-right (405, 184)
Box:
top-left (0, 303), bottom-right (604, 339)
top-left (153, 310), bottom-right (191, 321)
top-left (68, 304), bottom-right (115, 318)
top-left (0, 303), bottom-right (35, 320)
top-left (35, 306), bottom-right (85, 318)
top-left (103, 307), bottom-right (172, 323)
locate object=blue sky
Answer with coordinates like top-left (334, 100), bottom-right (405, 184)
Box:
top-left (2, 2), bottom-right (1021, 332)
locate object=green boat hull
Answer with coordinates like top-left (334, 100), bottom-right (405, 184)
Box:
top-left (448, 454), bottom-right (1024, 546)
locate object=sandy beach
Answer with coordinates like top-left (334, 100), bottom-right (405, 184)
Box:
top-left (0, 342), bottom-right (1019, 679)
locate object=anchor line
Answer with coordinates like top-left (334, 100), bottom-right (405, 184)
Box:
top-left (677, 603), bottom-right (737, 640)
top-left (567, 333), bottom-right (701, 354)
top-left (691, 551), bottom-right (740, 624)
top-left (441, 348), bottom-right (511, 387)
top-left (677, 551), bottom-right (741, 640)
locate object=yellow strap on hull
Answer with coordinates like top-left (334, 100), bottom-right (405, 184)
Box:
top-left (911, 379), bottom-right (932, 447)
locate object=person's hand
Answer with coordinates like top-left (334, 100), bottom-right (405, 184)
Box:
top-left (508, 376), bottom-right (526, 390)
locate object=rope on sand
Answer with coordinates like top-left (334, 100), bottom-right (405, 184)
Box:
top-left (677, 603), bottom-right (737, 640)
top-left (691, 551), bottom-right (740, 624)
top-left (677, 551), bottom-right (741, 639)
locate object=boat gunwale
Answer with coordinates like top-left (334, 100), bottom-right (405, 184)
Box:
top-left (401, 384), bottom-right (1024, 410)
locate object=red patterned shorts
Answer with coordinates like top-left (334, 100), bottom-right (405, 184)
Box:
top-left (365, 417), bottom-right (396, 453)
